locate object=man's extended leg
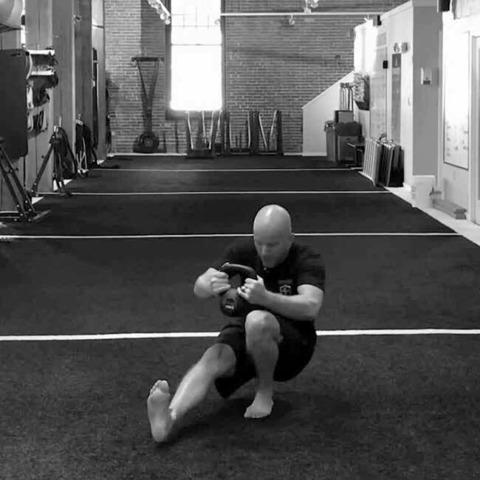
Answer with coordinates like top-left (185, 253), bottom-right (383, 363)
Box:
top-left (147, 343), bottom-right (236, 443)
top-left (244, 310), bottom-right (282, 419)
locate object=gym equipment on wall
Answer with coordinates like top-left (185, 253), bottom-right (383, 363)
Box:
top-left (185, 110), bottom-right (220, 158)
top-left (26, 50), bottom-right (58, 137)
top-left (75, 117), bottom-right (98, 175)
top-left (353, 72), bottom-right (370, 111)
top-left (132, 56), bottom-right (164, 153)
top-left (30, 127), bottom-right (76, 197)
top-left (0, 138), bottom-right (50, 223)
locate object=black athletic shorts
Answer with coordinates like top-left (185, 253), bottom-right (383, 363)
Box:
top-left (214, 313), bottom-right (317, 398)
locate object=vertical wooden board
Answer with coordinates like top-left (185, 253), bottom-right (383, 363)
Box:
top-left (52, 0), bottom-right (76, 145)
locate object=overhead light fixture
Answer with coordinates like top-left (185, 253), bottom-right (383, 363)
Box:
top-left (146, 0), bottom-right (171, 25)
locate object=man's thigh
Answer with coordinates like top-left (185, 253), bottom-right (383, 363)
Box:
top-left (213, 315), bottom-right (317, 397)
top-left (274, 316), bottom-right (317, 382)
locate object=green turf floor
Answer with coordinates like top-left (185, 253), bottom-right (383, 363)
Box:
top-left (1, 154), bottom-right (479, 479)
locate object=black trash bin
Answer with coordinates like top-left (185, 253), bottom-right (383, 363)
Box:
top-left (335, 121), bottom-right (362, 163)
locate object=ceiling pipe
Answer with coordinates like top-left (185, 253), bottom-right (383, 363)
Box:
top-left (220, 11), bottom-right (384, 18)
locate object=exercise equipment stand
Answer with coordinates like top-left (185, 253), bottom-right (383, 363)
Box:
top-left (30, 127), bottom-right (72, 198)
top-left (0, 138), bottom-right (50, 223)
top-left (220, 110), bottom-right (253, 156)
top-left (252, 110), bottom-right (283, 155)
top-left (185, 110), bottom-right (220, 158)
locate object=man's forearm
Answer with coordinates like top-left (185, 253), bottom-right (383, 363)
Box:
top-left (261, 291), bottom-right (318, 321)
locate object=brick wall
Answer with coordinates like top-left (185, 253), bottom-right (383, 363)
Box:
top-left (105, 0), bottom-right (408, 153)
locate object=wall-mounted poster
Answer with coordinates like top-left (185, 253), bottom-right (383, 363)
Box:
top-left (443, 30), bottom-right (469, 170)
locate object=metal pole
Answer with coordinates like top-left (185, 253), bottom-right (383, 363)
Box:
top-left (220, 11), bottom-right (384, 17)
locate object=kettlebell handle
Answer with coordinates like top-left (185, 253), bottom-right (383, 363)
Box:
top-left (219, 263), bottom-right (257, 281)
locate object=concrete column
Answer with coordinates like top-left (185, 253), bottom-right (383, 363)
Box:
top-left (92, 0), bottom-right (106, 159)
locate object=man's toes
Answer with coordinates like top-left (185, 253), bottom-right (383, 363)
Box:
top-left (150, 380), bottom-right (170, 395)
top-left (158, 380), bottom-right (169, 393)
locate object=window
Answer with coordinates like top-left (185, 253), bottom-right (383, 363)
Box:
top-left (168, 0), bottom-right (222, 113)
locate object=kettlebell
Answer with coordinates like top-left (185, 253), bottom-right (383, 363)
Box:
top-left (219, 263), bottom-right (258, 317)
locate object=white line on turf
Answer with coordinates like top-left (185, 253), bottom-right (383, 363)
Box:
top-left (0, 233), bottom-right (460, 240)
top-left (67, 191), bottom-right (390, 196)
top-left (95, 168), bottom-right (354, 172)
top-left (0, 328), bottom-right (479, 342)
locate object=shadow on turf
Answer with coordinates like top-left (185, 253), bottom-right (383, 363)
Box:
top-left (152, 389), bottom-right (358, 448)
top-left (149, 396), bottom-right (292, 447)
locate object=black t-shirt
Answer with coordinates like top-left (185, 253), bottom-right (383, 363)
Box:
top-left (211, 238), bottom-right (326, 296)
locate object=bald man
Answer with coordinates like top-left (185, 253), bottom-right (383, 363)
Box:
top-left (147, 205), bottom-right (325, 443)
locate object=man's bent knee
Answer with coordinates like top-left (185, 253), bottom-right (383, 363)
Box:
top-left (199, 343), bottom-right (236, 378)
top-left (245, 310), bottom-right (282, 343)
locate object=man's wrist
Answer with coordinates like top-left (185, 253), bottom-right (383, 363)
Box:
top-left (261, 290), bottom-right (274, 308)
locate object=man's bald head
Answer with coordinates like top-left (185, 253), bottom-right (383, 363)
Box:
top-left (253, 204), bottom-right (292, 237)
top-left (253, 205), bottom-right (294, 268)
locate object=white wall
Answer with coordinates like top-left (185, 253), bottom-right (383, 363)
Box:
top-left (439, 10), bottom-right (480, 214)
top-left (302, 72), bottom-right (354, 157)
top-left (353, 0), bottom-right (441, 188)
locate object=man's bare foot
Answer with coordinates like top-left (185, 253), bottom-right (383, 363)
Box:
top-left (244, 391), bottom-right (273, 419)
top-left (147, 380), bottom-right (174, 442)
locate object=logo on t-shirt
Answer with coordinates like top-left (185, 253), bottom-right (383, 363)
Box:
top-left (278, 279), bottom-right (293, 296)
